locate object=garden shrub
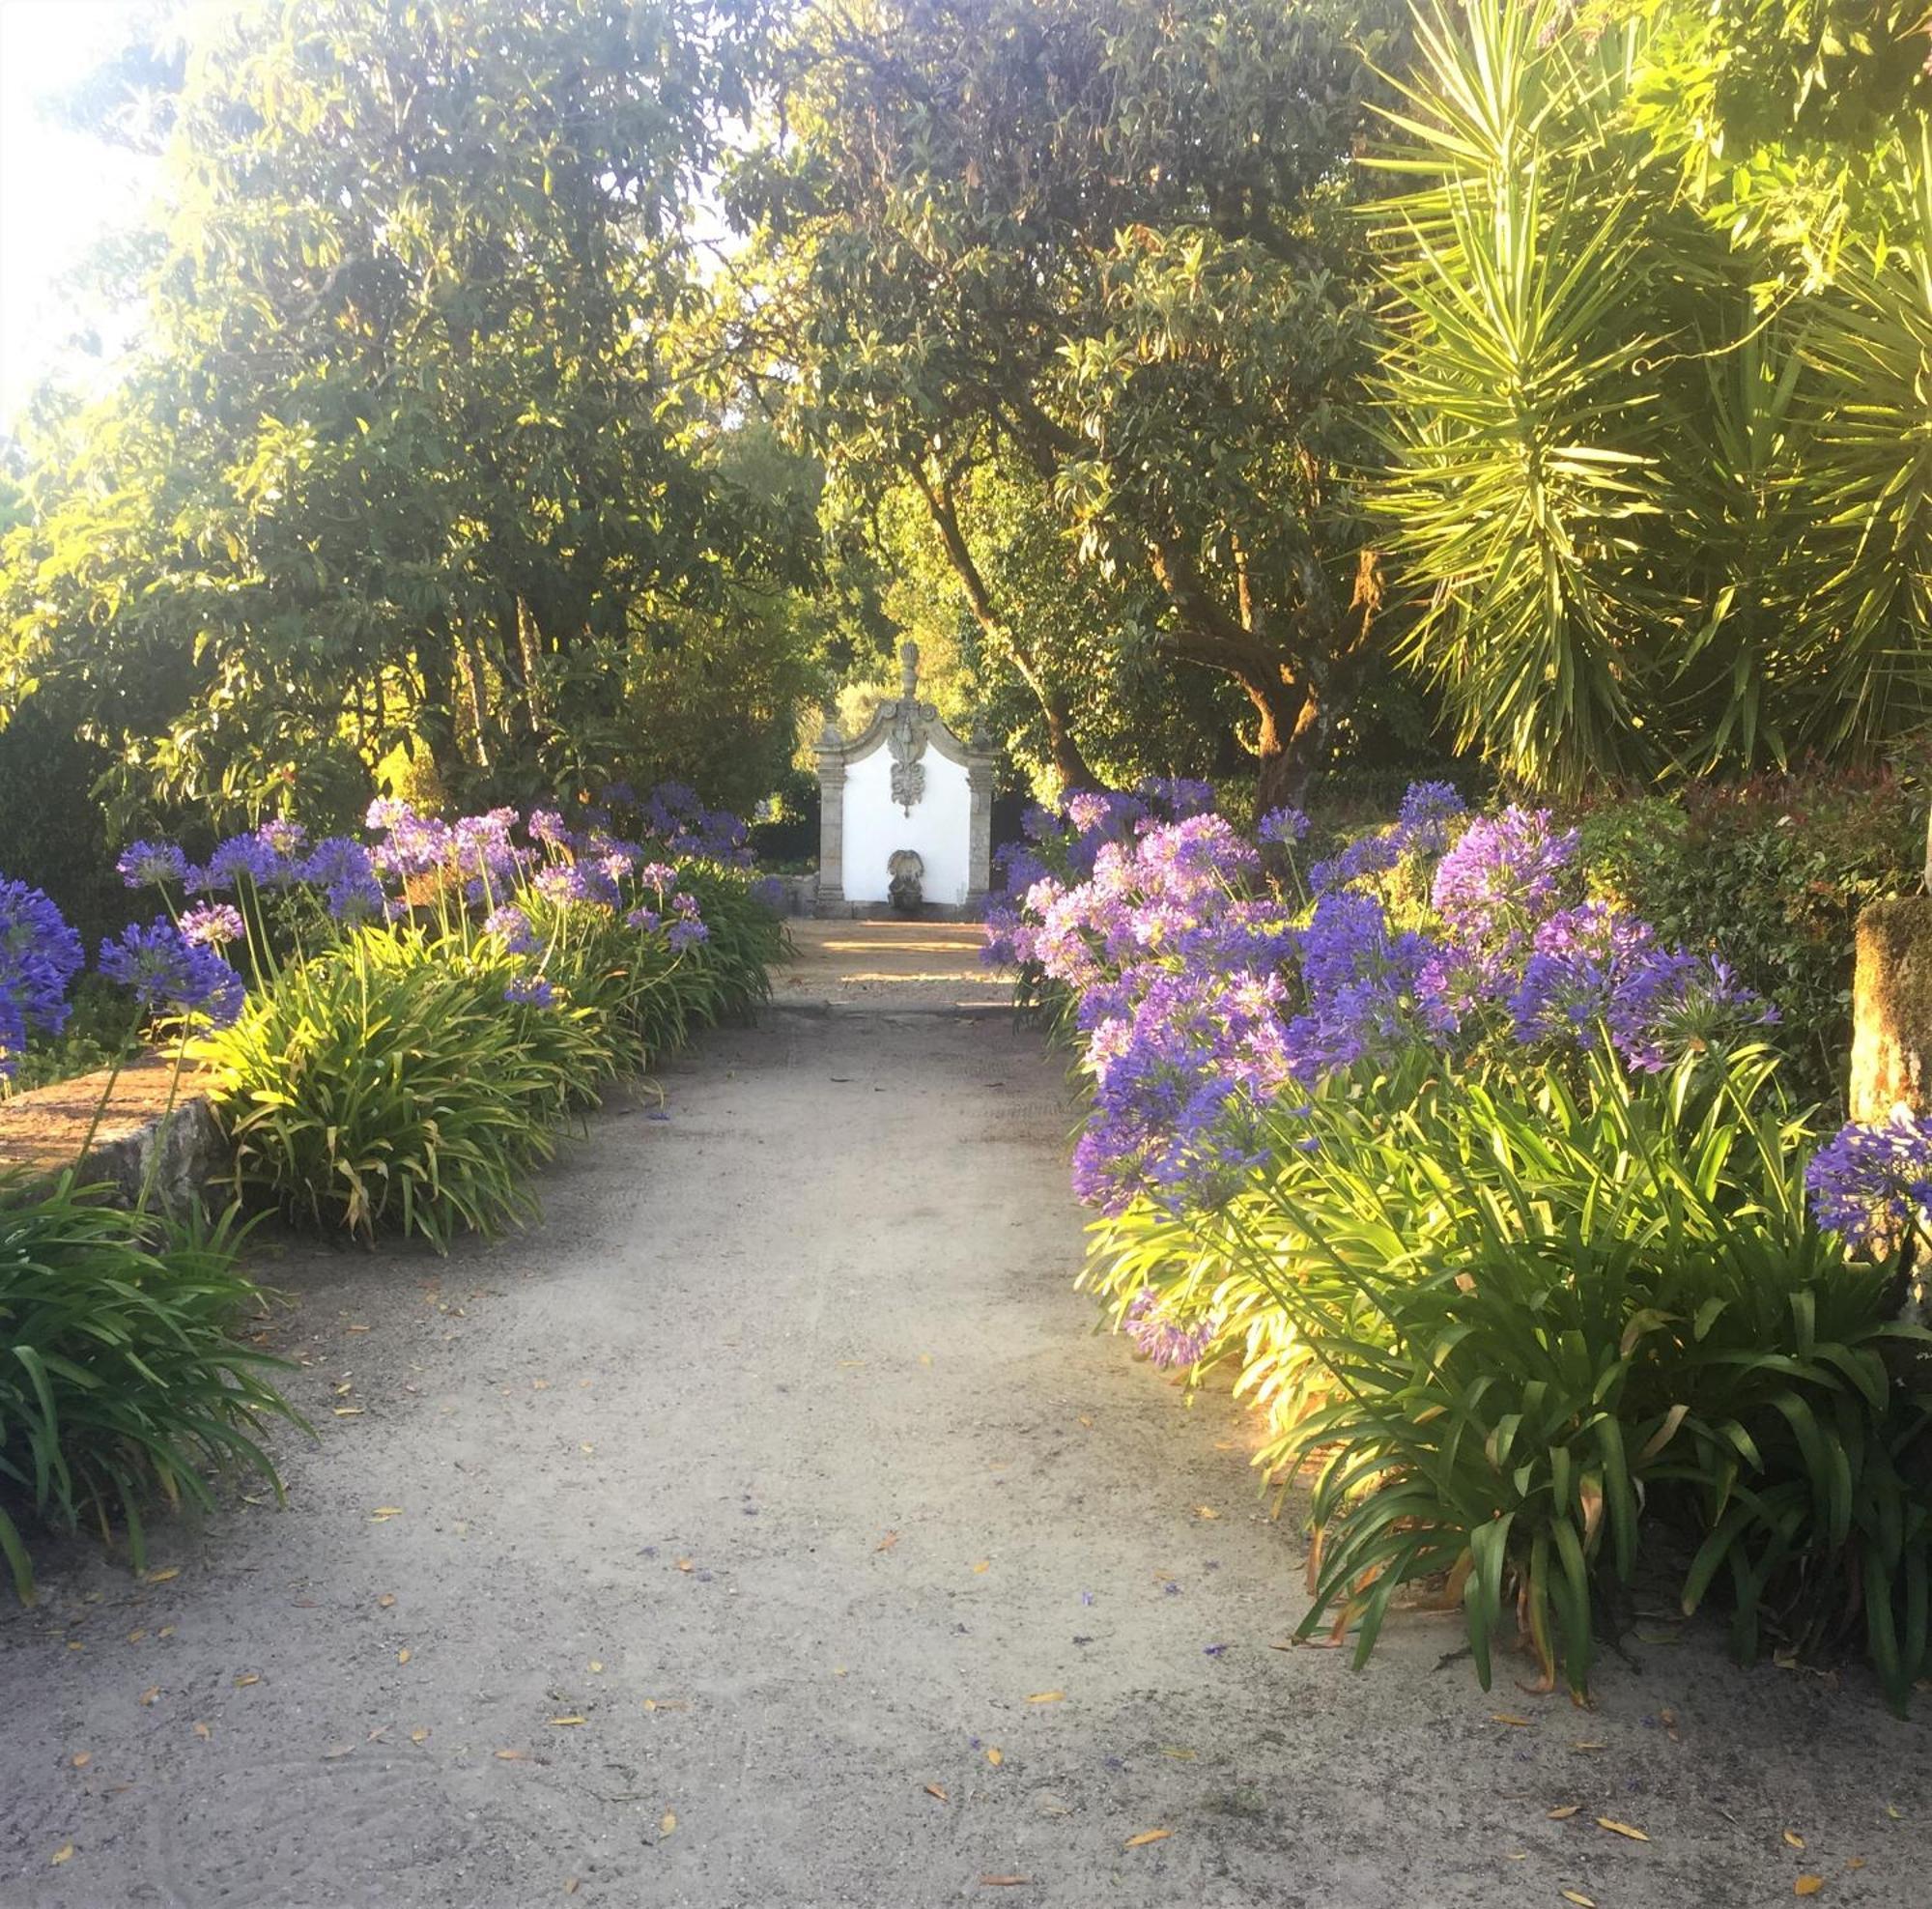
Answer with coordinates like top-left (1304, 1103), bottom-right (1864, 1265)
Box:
top-left (989, 775), bottom-right (1932, 1708)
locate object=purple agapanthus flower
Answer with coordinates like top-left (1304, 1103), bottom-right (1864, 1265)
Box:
top-left (180, 901), bottom-right (245, 949)
top-left (625, 906), bottom-right (661, 933)
top-left (483, 904), bottom-right (539, 954)
top-left (668, 919), bottom-right (710, 953)
top-left (117, 840), bottom-right (190, 890)
top-left (0, 878), bottom-right (85, 1075)
top-left (502, 976), bottom-right (557, 1009)
top-left (1806, 1114), bottom-right (1932, 1254)
top-left (1396, 781), bottom-right (1465, 855)
top-left (298, 837), bottom-right (386, 922)
top-left (1123, 1288), bottom-right (1217, 1369)
top-left (206, 831), bottom-right (294, 891)
top-left (1256, 806), bottom-right (1310, 846)
top-left (1431, 807), bottom-right (1579, 945)
top-left (99, 918), bottom-right (245, 1025)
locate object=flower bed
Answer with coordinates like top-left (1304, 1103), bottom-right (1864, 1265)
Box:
top-left (989, 781), bottom-right (1932, 1708)
top-left (1, 782), bottom-right (784, 1594)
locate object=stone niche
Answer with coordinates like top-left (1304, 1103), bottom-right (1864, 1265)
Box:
top-left (813, 641), bottom-right (994, 917)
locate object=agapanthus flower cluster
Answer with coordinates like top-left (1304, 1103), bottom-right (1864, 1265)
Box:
top-left (1805, 1113), bottom-right (1932, 1254)
top-left (1123, 1288), bottom-right (1218, 1370)
top-left (99, 918), bottom-right (245, 1026)
top-left (0, 878), bottom-right (85, 1077)
top-left (180, 901), bottom-right (246, 949)
top-left (1431, 807), bottom-right (1579, 945)
top-left (118, 841), bottom-right (190, 890)
top-left (502, 976), bottom-right (557, 1009)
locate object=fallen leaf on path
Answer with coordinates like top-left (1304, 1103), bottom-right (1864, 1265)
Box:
top-left (674, 1557), bottom-right (694, 1572)
top-left (1506, 1851), bottom-right (1527, 1861)
top-left (411, 1728), bottom-right (429, 1744)
top-left (1784, 1831), bottom-right (1806, 1849)
top-left (564, 1880), bottom-right (579, 1895)
top-left (1887, 1806), bottom-right (1904, 1820)
top-left (1491, 1714), bottom-right (1532, 1727)
top-left (71, 1752), bottom-right (90, 1769)
top-left (144, 1567), bottom-right (180, 1584)
top-left (396, 1649), bottom-right (412, 1666)
top-left (1078, 1415), bottom-right (1094, 1429)
top-left (1597, 1818), bottom-right (1649, 1842)
top-left (1124, 1829), bottom-right (1173, 1849)
top-left (138, 1687), bottom-right (159, 1707)
top-left (1795, 1879), bottom-right (1824, 1897)
top-left (1025, 1692), bottom-right (1064, 1704)
top-left (157, 1627), bottom-right (174, 1638)
top-left (919, 1353), bottom-right (933, 1366)
top-left (1195, 1506), bottom-right (1220, 1520)
top-left (1659, 1707), bottom-right (1681, 1742)
top-left (1572, 1741), bottom-right (1606, 1752)
top-left (972, 1561), bottom-right (990, 1575)
top-left (1561, 1893), bottom-right (1596, 1908)
top-left (1548, 1805), bottom-right (1581, 1820)
top-left (234, 1673), bottom-right (260, 1687)
top-left (924, 1783), bottom-right (948, 1801)
top-left (1847, 1858), bottom-right (1866, 1871)
top-left (322, 1745), bottom-right (355, 1760)
top-left (371, 1507), bottom-right (403, 1521)
top-left (1160, 1747), bottom-right (1196, 1761)
top-left (378, 1595), bottom-right (396, 1609)
top-left (580, 1443), bottom-right (594, 1455)
top-left (876, 1531), bottom-right (900, 1553)
top-left (588, 1661), bottom-right (603, 1673)
top-left (660, 1812), bottom-right (676, 1837)
top-left (978, 1878), bottom-right (1029, 1889)
top-left (549, 1716), bottom-right (586, 1726)
top-left (50, 1846), bottom-right (72, 1866)
top-left (495, 1749), bottom-right (527, 1761)
top-left (346, 1324), bottom-right (371, 1333)
top-left (192, 1723), bottom-right (211, 1741)
top-left (126, 1630), bottom-right (145, 1643)
top-left (985, 1747), bottom-right (1003, 1766)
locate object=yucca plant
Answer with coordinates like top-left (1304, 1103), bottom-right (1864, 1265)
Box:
top-left (0, 1178), bottom-right (301, 1601)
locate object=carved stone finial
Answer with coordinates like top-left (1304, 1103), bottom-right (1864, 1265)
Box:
top-left (899, 639), bottom-right (920, 702)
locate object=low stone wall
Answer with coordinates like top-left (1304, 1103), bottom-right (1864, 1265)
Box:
top-left (0, 1055), bottom-right (227, 1213)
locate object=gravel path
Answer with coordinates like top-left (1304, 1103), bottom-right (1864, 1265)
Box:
top-left (4, 933), bottom-right (1931, 1906)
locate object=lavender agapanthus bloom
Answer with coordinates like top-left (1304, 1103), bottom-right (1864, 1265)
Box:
top-left (526, 807), bottom-right (572, 846)
top-left (1284, 892), bottom-right (1438, 1080)
top-left (259, 819), bottom-right (308, 858)
top-left (0, 878), bottom-right (85, 1075)
top-left (483, 904), bottom-right (539, 954)
top-left (1508, 902), bottom-right (1657, 1049)
top-left (1607, 950), bottom-right (1777, 1072)
top-left (180, 901), bottom-right (245, 949)
top-left (298, 837), bottom-right (386, 922)
top-left (99, 918), bottom-right (245, 1026)
top-left (1136, 775), bottom-right (1217, 818)
top-left (502, 976), bottom-right (557, 1009)
top-left (117, 840), bottom-right (189, 889)
top-left (750, 875), bottom-right (784, 913)
top-left (1123, 1288), bottom-right (1217, 1369)
top-left (625, 905), bottom-right (661, 933)
top-left (206, 831), bottom-right (294, 891)
top-left (668, 919), bottom-right (710, 953)
top-left (1805, 1114), bottom-right (1932, 1254)
top-left (1431, 806), bottom-right (1579, 945)
top-left (1256, 806), bottom-right (1310, 846)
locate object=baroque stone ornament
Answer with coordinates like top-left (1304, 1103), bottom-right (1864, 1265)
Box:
top-left (888, 640), bottom-right (928, 812)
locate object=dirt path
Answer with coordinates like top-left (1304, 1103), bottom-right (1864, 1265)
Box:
top-left (4, 925), bottom-right (1930, 1906)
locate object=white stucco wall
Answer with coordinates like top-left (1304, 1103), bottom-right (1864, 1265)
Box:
top-left (839, 746), bottom-right (974, 905)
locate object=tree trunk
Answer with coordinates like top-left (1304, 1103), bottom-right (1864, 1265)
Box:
top-left (414, 616), bottom-right (461, 797)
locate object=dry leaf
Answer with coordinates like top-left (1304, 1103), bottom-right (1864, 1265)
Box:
top-left (972, 1560), bottom-right (991, 1575)
top-left (588, 1661), bottom-right (603, 1674)
top-left (919, 1353), bottom-right (933, 1366)
top-left (1784, 1832), bottom-right (1806, 1850)
top-left (234, 1673), bottom-right (260, 1687)
top-left (876, 1531), bottom-right (900, 1553)
top-left (322, 1745), bottom-right (355, 1760)
top-left (333, 1408), bottom-right (364, 1418)
top-left (1887, 1806), bottom-right (1904, 1821)
top-left (1597, 1817), bottom-right (1649, 1842)
top-left (494, 1749), bottom-right (528, 1761)
top-left (674, 1557), bottom-right (694, 1573)
top-left (371, 1507), bottom-right (403, 1521)
top-left (1195, 1506), bottom-right (1220, 1520)
top-left (979, 1878), bottom-right (1030, 1888)
top-left (1561, 1894), bottom-right (1596, 1908)
top-left (924, 1783), bottom-right (948, 1801)
top-left (1847, 1858), bottom-right (1866, 1872)
top-left (126, 1630), bottom-right (145, 1644)
top-left (50, 1845), bottom-right (73, 1866)
top-left (71, 1752), bottom-right (91, 1769)
top-left (347, 1323), bottom-right (371, 1333)
top-left (1506, 1851), bottom-right (1528, 1862)
top-left (396, 1649), bottom-right (412, 1666)
top-left (411, 1727), bottom-right (429, 1744)
top-left (145, 1567), bottom-right (180, 1584)
top-left (1548, 1805), bottom-right (1581, 1820)
top-left (378, 1594), bottom-right (396, 1609)
top-left (1026, 1692), bottom-right (1065, 1704)
top-left (564, 1881), bottom-right (579, 1896)
top-left (580, 1443), bottom-right (594, 1455)
top-left (138, 1687), bottom-right (160, 1707)
top-left (1124, 1829), bottom-right (1174, 1849)
top-left (1492, 1714), bottom-right (1532, 1727)
top-left (986, 1747), bottom-right (1004, 1766)
top-left (1077, 1414), bottom-right (1094, 1428)
top-left (1160, 1747), bottom-right (1197, 1761)
top-left (548, 1716), bottom-right (587, 1726)
top-left (157, 1627), bottom-right (173, 1638)
top-left (659, 1812), bottom-right (676, 1837)
top-left (1794, 1880), bottom-right (1824, 1897)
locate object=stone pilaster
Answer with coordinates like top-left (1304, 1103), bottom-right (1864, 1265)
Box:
top-left (966, 728), bottom-right (995, 909)
top-left (813, 717), bottom-right (848, 917)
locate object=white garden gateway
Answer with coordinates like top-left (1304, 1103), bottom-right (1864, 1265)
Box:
top-left (812, 641), bottom-right (995, 917)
